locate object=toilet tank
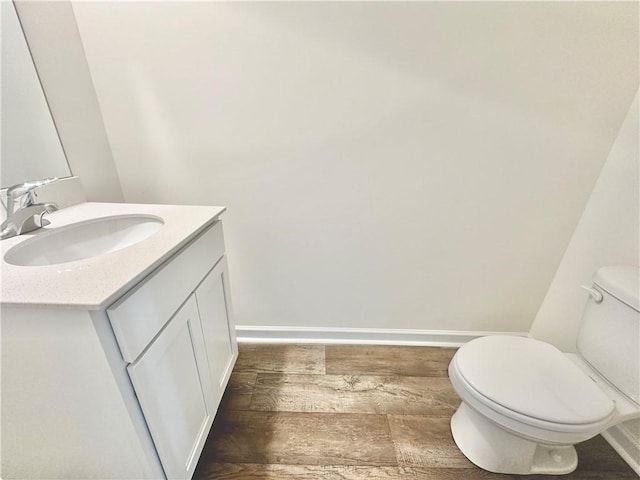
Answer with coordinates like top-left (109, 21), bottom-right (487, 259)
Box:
top-left (577, 266), bottom-right (640, 404)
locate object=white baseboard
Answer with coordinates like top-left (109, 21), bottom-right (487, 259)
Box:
top-left (235, 325), bottom-right (529, 347)
top-left (602, 421), bottom-right (640, 476)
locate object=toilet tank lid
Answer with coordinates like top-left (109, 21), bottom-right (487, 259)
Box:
top-left (593, 266), bottom-right (639, 312)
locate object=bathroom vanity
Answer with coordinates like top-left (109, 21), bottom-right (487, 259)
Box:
top-left (1, 202), bottom-right (237, 479)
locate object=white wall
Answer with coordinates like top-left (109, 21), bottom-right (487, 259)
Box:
top-left (69, 2), bottom-right (638, 333)
top-left (530, 92), bottom-right (639, 351)
top-left (530, 91), bottom-right (639, 480)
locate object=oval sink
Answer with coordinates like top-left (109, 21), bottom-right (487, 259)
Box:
top-left (4, 214), bottom-right (164, 266)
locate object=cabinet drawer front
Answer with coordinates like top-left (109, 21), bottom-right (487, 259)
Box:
top-left (127, 295), bottom-right (214, 480)
top-left (108, 221), bottom-right (224, 363)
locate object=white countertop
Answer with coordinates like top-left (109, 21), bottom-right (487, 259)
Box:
top-left (1, 202), bottom-right (225, 309)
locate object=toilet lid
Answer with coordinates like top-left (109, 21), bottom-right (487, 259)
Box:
top-left (455, 336), bottom-right (615, 425)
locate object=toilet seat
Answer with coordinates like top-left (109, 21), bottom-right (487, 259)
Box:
top-left (449, 336), bottom-right (616, 444)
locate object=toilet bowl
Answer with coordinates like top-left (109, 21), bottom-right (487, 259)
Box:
top-left (448, 266), bottom-right (640, 475)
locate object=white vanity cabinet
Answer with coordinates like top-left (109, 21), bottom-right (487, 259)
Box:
top-left (195, 257), bottom-right (236, 407)
top-left (128, 295), bottom-right (214, 479)
top-left (1, 213), bottom-right (237, 480)
top-left (107, 221), bottom-right (238, 479)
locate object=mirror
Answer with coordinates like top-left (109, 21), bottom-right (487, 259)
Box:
top-left (1, 1), bottom-right (71, 188)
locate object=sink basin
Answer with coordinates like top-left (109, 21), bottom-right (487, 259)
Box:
top-left (4, 214), bottom-right (164, 266)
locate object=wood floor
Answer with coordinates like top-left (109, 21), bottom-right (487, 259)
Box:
top-left (193, 344), bottom-right (637, 479)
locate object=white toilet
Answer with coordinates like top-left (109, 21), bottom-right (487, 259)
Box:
top-left (448, 266), bottom-right (640, 475)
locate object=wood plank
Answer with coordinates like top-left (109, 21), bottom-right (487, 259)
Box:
top-left (194, 461), bottom-right (639, 480)
top-left (193, 463), bottom-right (521, 479)
top-left (326, 345), bottom-right (456, 377)
top-left (387, 414), bottom-right (475, 468)
top-left (516, 468), bottom-right (638, 480)
top-left (197, 410), bottom-right (397, 466)
top-left (217, 372), bottom-right (257, 411)
top-left (250, 374), bottom-right (460, 415)
top-left (573, 435), bottom-right (639, 475)
top-left (235, 344), bottom-right (325, 374)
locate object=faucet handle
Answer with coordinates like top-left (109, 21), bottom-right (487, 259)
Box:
top-left (19, 189), bottom-right (38, 208)
top-left (6, 177), bottom-right (58, 200)
top-left (4, 178), bottom-right (58, 212)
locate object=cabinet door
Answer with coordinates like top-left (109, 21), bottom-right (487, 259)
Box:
top-left (194, 255), bottom-right (238, 408)
top-left (127, 295), bottom-right (214, 480)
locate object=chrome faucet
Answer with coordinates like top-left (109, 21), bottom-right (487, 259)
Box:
top-left (1, 178), bottom-right (59, 240)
